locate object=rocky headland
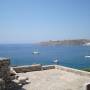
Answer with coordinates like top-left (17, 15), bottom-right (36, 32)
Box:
top-left (39, 39), bottom-right (90, 46)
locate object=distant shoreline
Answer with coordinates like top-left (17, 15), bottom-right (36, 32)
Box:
top-left (39, 39), bottom-right (90, 46)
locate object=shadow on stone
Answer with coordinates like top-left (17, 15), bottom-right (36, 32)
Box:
top-left (5, 81), bottom-right (27, 90)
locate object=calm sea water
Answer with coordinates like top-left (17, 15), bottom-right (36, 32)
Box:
top-left (0, 44), bottom-right (90, 69)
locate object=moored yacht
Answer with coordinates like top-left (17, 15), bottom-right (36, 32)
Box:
top-left (53, 58), bottom-right (59, 65)
top-left (32, 49), bottom-right (40, 55)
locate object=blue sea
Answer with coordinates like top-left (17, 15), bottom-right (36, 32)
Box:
top-left (0, 44), bottom-right (90, 69)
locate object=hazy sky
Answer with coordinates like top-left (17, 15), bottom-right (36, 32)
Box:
top-left (0, 0), bottom-right (90, 43)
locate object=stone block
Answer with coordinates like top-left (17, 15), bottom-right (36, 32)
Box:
top-left (13, 64), bottom-right (42, 73)
top-left (0, 78), bottom-right (5, 90)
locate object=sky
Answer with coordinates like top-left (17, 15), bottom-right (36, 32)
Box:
top-left (0, 0), bottom-right (90, 43)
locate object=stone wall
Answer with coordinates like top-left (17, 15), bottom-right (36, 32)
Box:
top-left (42, 65), bottom-right (55, 70)
top-left (13, 64), bottom-right (42, 73)
top-left (13, 65), bottom-right (55, 73)
top-left (13, 64), bottom-right (90, 77)
top-left (0, 58), bottom-right (11, 90)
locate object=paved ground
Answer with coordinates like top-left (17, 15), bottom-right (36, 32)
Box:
top-left (17, 69), bottom-right (90, 90)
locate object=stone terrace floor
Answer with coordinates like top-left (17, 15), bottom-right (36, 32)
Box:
top-left (17, 69), bottom-right (90, 90)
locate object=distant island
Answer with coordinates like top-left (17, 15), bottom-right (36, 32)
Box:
top-left (39, 39), bottom-right (90, 46)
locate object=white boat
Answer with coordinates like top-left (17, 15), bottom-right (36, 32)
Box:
top-left (53, 59), bottom-right (59, 63)
top-left (32, 49), bottom-right (40, 55)
top-left (85, 56), bottom-right (90, 58)
top-left (83, 43), bottom-right (90, 46)
top-left (53, 59), bottom-right (59, 65)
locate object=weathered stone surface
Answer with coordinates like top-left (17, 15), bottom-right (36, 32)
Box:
top-left (55, 65), bottom-right (90, 77)
top-left (17, 69), bottom-right (90, 90)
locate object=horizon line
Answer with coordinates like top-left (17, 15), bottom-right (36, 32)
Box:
top-left (0, 38), bottom-right (90, 44)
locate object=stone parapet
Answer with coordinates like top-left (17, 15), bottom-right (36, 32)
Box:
top-left (42, 65), bottom-right (55, 70)
top-left (13, 65), bottom-right (55, 73)
top-left (13, 64), bottom-right (42, 73)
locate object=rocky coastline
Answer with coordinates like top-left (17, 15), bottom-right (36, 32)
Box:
top-left (40, 39), bottom-right (90, 46)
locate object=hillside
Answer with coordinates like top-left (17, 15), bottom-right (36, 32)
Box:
top-left (40, 39), bottom-right (90, 46)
